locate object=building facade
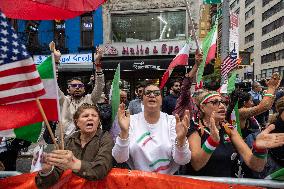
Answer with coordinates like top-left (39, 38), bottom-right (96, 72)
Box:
top-left (231, 0), bottom-right (284, 80)
top-left (100, 0), bottom-right (201, 96)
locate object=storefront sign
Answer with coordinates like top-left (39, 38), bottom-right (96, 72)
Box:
top-left (103, 40), bottom-right (196, 57)
top-left (33, 53), bottom-right (94, 65)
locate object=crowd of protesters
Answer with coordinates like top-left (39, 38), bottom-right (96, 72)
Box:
top-left (1, 42), bottom-right (284, 188)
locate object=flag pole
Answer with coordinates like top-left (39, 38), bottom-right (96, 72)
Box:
top-left (36, 98), bottom-right (59, 149)
top-left (184, 0), bottom-right (200, 52)
top-left (59, 122), bottom-right (64, 150)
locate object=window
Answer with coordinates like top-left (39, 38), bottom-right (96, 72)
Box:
top-left (235, 8), bottom-right (240, 15)
top-left (245, 46), bottom-right (254, 52)
top-left (262, 16), bottom-right (284, 35)
top-left (7, 19), bottom-right (18, 31)
top-left (245, 33), bottom-right (254, 43)
top-left (261, 32), bottom-right (284, 49)
top-left (261, 49), bottom-right (284, 64)
top-left (262, 0), bottom-right (272, 7)
top-left (245, 20), bottom-right (254, 31)
top-left (262, 1), bottom-right (284, 21)
top-left (230, 0), bottom-right (238, 9)
top-left (111, 11), bottom-right (186, 42)
top-left (245, 7), bottom-right (255, 19)
top-left (245, 0), bottom-right (254, 8)
top-left (54, 20), bottom-right (66, 52)
top-left (81, 12), bottom-right (94, 48)
top-left (25, 21), bottom-right (40, 54)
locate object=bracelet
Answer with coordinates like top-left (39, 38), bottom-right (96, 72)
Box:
top-left (252, 141), bottom-right (268, 159)
top-left (39, 166), bottom-right (54, 177)
top-left (263, 94), bottom-right (274, 97)
top-left (175, 138), bottom-right (188, 148)
top-left (202, 136), bottom-right (219, 154)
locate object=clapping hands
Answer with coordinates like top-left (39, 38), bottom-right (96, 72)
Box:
top-left (175, 110), bottom-right (190, 146)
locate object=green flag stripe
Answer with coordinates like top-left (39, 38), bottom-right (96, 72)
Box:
top-left (234, 102), bottom-right (242, 137)
top-left (111, 64), bottom-right (120, 122)
top-left (136, 132), bottom-right (151, 143)
top-left (14, 122), bottom-right (42, 143)
top-left (37, 56), bottom-right (54, 79)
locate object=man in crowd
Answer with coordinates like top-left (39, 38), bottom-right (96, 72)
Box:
top-left (162, 80), bottom-right (181, 115)
top-left (128, 84), bottom-right (144, 115)
top-left (120, 90), bottom-right (129, 109)
top-left (249, 81), bottom-right (267, 128)
top-left (51, 42), bottom-right (105, 136)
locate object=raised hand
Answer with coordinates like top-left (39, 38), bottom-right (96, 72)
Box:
top-left (195, 50), bottom-right (203, 67)
top-left (95, 47), bottom-right (104, 63)
top-left (208, 111), bottom-right (220, 142)
top-left (49, 41), bottom-right (61, 63)
top-left (175, 110), bottom-right (190, 145)
top-left (118, 103), bottom-right (130, 138)
top-left (266, 73), bottom-right (281, 90)
top-left (255, 124), bottom-right (284, 149)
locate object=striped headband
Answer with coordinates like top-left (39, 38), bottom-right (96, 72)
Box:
top-left (200, 93), bottom-right (221, 105)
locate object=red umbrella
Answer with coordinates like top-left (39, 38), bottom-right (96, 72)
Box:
top-left (34, 0), bottom-right (106, 12)
top-left (0, 0), bottom-right (106, 20)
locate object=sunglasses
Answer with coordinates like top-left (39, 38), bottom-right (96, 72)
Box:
top-left (69, 84), bottom-right (85, 88)
top-left (144, 90), bottom-right (161, 97)
top-left (205, 99), bottom-right (227, 106)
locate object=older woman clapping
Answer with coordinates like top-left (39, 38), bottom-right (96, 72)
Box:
top-left (112, 84), bottom-right (191, 174)
top-left (36, 104), bottom-right (114, 188)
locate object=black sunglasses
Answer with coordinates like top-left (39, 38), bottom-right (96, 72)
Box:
top-left (144, 90), bottom-right (161, 97)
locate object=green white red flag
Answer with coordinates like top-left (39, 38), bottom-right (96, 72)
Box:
top-left (160, 42), bottom-right (191, 89)
top-left (196, 23), bottom-right (218, 87)
top-left (0, 56), bottom-right (59, 142)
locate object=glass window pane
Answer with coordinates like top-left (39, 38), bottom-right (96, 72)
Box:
top-left (112, 11), bottom-right (186, 42)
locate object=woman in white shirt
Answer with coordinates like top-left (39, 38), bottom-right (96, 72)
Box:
top-left (112, 84), bottom-right (191, 174)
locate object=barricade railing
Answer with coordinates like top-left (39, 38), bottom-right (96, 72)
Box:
top-left (0, 170), bottom-right (283, 189)
top-left (182, 175), bottom-right (284, 189)
top-left (0, 171), bottom-right (22, 178)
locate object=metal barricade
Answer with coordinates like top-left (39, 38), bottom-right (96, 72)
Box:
top-left (0, 171), bottom-right (22, 178)
top-left (181, 175), bottom-right (284, 189)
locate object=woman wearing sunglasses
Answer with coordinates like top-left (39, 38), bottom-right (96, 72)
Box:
top-left (184, 89), bottom-right (284, 177)
top-left (112, 84), bottom-right (191, 174)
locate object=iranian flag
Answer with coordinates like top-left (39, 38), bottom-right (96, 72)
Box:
top-left (196, 23), bottom-right (218, 86)
top-left (218, 70), bottom-right (237, 94)
top-left (231, 102), bottom-right (242, 137)
top-left (110, 64), bottom-right (120, 123)
top-left (160, 43), bottom-right (191, 89)
top-left (0, 56), bottom-right (59, 142)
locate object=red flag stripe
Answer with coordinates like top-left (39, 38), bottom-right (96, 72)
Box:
top-left (160, 70), bottom-right (170, 89)
top-left (0, 64), bottom-right (37, 78)
top-left (0, 99), bottom-right (58, 130)
top-left (0, 77), bottom-right (42, 91)
top-left (0, 89), bottom-right (46, 104)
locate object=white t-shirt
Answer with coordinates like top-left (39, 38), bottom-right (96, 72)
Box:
top-left (112, 112), bottom-right (191, 174)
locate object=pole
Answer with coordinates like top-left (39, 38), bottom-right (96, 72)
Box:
top-left (221, 0), bottom-right (230, 65)
top-left (184, 0), bottom-right (200, 52)
top-left (36, 99), bottom-right (59, 150)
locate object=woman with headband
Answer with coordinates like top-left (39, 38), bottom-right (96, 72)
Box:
top-left (184, 89), bottom-right (284, 177)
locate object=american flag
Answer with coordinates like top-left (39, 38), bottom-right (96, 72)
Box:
top-left (221, 49), bottom-right (238, 78)
top-left (0, 12), bottom-right (45, 105)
